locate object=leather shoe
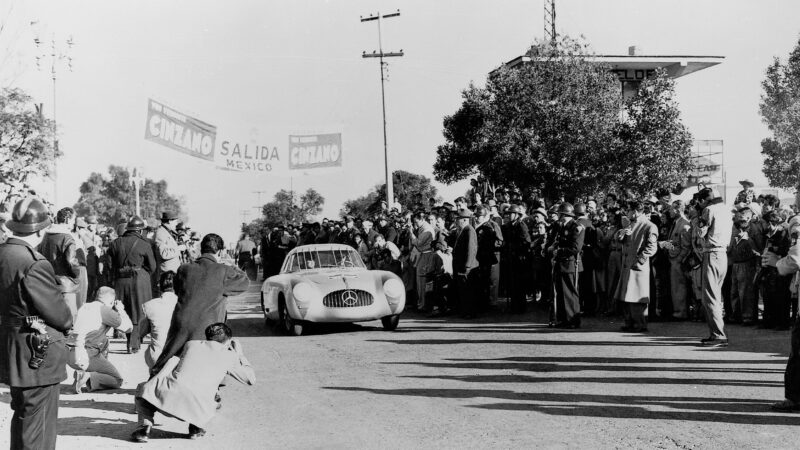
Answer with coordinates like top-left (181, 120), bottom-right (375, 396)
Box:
top-left (131, 425), bottom-right (151, 443)
top-left (188, 424), bottom-right (206, 439)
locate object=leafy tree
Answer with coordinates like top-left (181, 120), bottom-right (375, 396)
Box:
top-left (73, 165), bottom-right (185, 228)
top-left (434, 36), bottom-right (692, 201)
top-left (612, 70), bottom-right (693, 196)
top-left (340, 170), bottom-right (441, 218)
top-left (0, 88), bottom-right (57, 209)
top-left (258, 188), bottom-right (324, 227)
top-left (759, 37), bottom-right (800, 194)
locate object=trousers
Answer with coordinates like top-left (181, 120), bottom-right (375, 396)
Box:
top-left (457, 270), bottom-right (479, 316)
top-left (555, 269), bottom-right (581, 324)
top-left (670, 260), bottom-right (690, 318)
top-left (761, 266), bottom-right (792, 328)
top-left (784, 315), bottom-right (800, 402)
top-left (85, 344), bottom-right (124, 391)
top-left (702, 251), bottom-right (727, 339)
top-left (730, 261), bottom-right (757, 322)
top-left (10, 383), bottom-right (60, 450)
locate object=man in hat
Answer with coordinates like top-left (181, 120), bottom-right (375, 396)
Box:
top-left (377, 215), bottom-right (398, 244)
top-left (38, 207), bottom-right (82, 320)
top-left (150, 233), bottom-right (249, 376)
top-left (697, 187), bottom-right (733, 346)
top-left (502, 205), bottom-right (532, 314)
top-left (154, 211), bottom-right (184, 279)
top-left (735, 179), bottom-right (756, 205)
top-left (452, 209), bottom-right (479, 318)
top-left (0, 197), bottom-right (73, 450)
top-left (615, 201), bottom-right (659, 332)
top-left (108, 216), bottom-right (157, 353)
top-left (550, 202), bottom-right (585, 328)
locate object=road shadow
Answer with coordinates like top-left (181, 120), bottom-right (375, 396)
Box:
top-left (382, 360), bottom-right (784, 374)
top-left (367, 338), bottom-right (695, 346)
top-left (445, 356), bottom-right (786, 365)
top-left (399, 373), bottom-right (782, 387)
top-left (57, 416), bottom-right (186, 441)
top-left (323, 387), bottom-right (799, 425)
top-left (226, 316), bottom-right (388, 337)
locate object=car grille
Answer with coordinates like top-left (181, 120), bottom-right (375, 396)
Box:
top-left (323, 289), bottom-right (374, 308)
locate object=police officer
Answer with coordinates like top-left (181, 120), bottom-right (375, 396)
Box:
top-left (551, 202), bottom-right (585, 329)
top-left (0, 197), bottom-right (73, 450)
top-left (502, 205), bottom-right (531, 314)
top-left (574, 203), bottom-right (597, 315)
top-left (108, 216), bottom-right (156, 354)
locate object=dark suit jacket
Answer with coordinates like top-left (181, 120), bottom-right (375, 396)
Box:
top-left (452, 225), bottom-right (478, 275)
top-left (151, 253), bottom-right (249, 375)
top-left (555, 219), bottom-right (586, 273)
top-left (0, 238), bottom-right (73, 387)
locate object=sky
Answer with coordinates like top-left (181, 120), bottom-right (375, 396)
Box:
top-left (2, 0), bottom-right (799, 245)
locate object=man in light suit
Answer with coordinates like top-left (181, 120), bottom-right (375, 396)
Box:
top-left (616, 200), bottom-right (659, 332)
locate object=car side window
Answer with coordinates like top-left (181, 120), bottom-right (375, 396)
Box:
top-left (284, 254), bottom-right (298, 273)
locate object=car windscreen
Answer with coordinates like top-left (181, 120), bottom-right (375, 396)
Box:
top-left (286, 248), bottom-right (366, 272)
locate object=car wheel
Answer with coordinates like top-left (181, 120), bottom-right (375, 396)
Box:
top-left (381, 314), bottom-right (400, 331)
top-left (280, 299), bottom-right (304, 336)
top-left (261, 292), bottom-right (271, 327)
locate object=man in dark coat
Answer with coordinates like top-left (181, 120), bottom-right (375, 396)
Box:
top-left (452, 209), bottom-right (479, 318)
top-left (151, 233), bottom-right (249, 375)
top-left (551, 202), bottom-right (586, 329)
top-left (574, 203), bottom-right (597, 316)
top-left (0, 197), bottom-right (73, 450)
top-left (108, 216), bottom-right (156, 353)
top-left (502, 205), bottom-right (532, 314)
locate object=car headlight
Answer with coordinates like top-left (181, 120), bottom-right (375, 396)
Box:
top-left (292, 282), bottom-right (316, 305)
top-left (383, 278), bottom-right (404, 299)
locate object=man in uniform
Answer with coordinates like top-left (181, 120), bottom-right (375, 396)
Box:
top-left (574, 203), bottom-right (597, 315)
top-left (551, 202), bottom-right (585, 329)
top-left (0, 197), bottom-right (73, 449)
top-left (502, 205), bottom-right (531, 314)
top-left (108, 216), bottom-right (157, 354)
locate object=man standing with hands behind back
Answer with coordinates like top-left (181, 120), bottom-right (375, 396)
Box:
top-left (452, 209), bottom-right (479, 319)
top-left (0, 197), bottom-right (73, 450)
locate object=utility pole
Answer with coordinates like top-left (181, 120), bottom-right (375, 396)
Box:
top-left (253, 190), bottom-right (267, 217)
top-left (361, 10), bottom-right (403, 209)
top-left (240, 209), bottom-right (251, 224)
top-left (32, 25), bottom-right (74, 207)
top-left (544, 0), bottom-right (556, 44)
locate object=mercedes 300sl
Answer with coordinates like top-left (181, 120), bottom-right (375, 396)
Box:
top-left (260, 244), bottom-right (406, 336)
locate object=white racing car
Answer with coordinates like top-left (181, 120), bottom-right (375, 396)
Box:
top-left (260, 244), bottom-right (406, 336)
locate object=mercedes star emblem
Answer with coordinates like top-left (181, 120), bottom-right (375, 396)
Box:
top-left (342, 290), bottom-right (358, 306)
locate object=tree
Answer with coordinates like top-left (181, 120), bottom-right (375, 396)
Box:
top-left (256, 188), bottom-right (324, 228)
top-left (434, 36), bottom-right (693, 201)
top-left (0, 88), bottom-right (57, 210)
top-left (73, 165), bottom-right (185, 228)
top-left (612, 70), bottom-right (694, 196)
top-left (759, 37), bottom-right (800, 194)
top-left (340, 170), bottom-right (441, 218)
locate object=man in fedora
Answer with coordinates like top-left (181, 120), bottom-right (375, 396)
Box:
top-left (0, 197), bottom-right (73, 449)
top-left (154, 211), bottom-right (185, 286)
top-left (735, 179), bottom-right (756, 205)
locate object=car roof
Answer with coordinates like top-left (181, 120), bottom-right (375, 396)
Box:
top-left (286, 243), bottom-right (356, 256)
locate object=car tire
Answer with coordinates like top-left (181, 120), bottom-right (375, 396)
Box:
top-left (280, 299), bottom-right (304, 336)
top-left (381, 314), bottom-right (400, 331)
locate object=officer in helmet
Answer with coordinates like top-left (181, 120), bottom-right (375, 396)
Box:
top-left (0, 197), bottom-right (73, 449)
top-left (108, 216), bottom-right (156, 354)
top-left (502, 204), bottom-right (531, 314)
top-left (550, 202), bottom-right (585, 329)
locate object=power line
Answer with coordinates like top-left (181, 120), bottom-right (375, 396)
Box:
top-left (361, 9), bottom-right (403, 208)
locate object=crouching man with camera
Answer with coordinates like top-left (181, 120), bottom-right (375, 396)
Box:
top-left (131, 322), bottom-right (256, 443)
top-left (0, 197), bottom-right (74, 450)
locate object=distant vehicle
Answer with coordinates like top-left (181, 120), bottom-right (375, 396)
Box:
top-left (260, 244), bottom-right (406, 336)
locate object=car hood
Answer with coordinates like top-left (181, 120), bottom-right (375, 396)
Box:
top-left (298, 269), bottom-right (376, 292)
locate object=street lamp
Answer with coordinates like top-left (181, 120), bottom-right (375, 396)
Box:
top-left (130, 167), bottom-right (145, 217)
top-left (32, 23), bottom-right (74, 207)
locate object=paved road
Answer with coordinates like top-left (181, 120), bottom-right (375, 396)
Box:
top-left (0, 280), bottom-right (798, 449)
